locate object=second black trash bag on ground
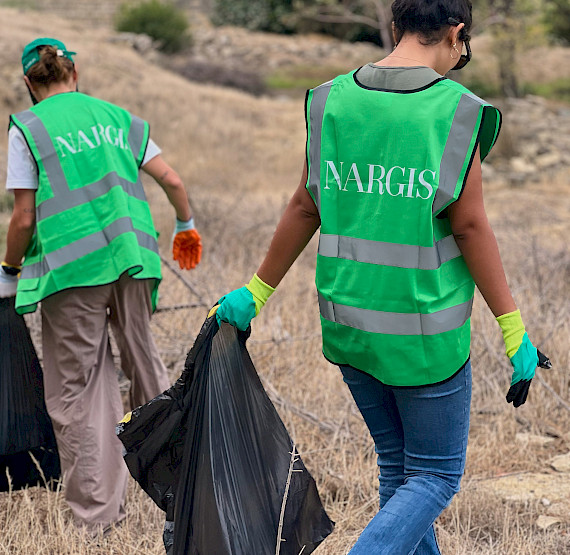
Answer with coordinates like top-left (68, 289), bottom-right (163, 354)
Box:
top-left (117, 315), bottom-right (334, 555)
top-left (0, 296), bottom-right (60, 491)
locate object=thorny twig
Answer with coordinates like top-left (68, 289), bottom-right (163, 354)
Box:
top-left (262, 376), bottom-right (369, 447)
top-left (159, 254), bottom-right (209, 307)
top-left (276, 446), bottom-right (300, 555)
top-left (536, 373), bottom-right (570, 412)
top-left (155, 303), bottom-right (206, 313)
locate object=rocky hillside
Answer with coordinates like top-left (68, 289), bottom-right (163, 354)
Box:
top-left (1, 5), bottom-right (569, 191)
top-left (485, 96), bottom-right (570, 186)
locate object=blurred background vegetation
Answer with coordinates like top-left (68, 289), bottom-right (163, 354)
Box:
top-left (107, 0), bottom-right (570, 100)
top-left (116, 0), bottom-right (191, 52)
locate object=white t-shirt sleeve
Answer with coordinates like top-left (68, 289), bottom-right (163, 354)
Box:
top-left (142, 138), bottom-right (161, 166)
top-left (6, 126), bottom-right (38, 191)
top-left (5, 129), bottom-right (162, 191)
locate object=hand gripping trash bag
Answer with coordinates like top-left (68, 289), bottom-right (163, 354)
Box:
top-left (0, 296), bottom-right (61, 491)
top-left (117, 314), bottom-right (334, 554)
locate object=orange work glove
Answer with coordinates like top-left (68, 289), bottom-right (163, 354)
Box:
top-left (172, 218), bottom-right (202, 270)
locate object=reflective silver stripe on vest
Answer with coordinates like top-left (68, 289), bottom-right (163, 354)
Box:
top-left (14, 110), bottom-right (68, 197)
top-left (37, 172), bottom-right (147, 221)
top-left (14, 111), bottom-right (148, 221)
top-left (128, 115), bottom-right (146, 165)
top-left (318, 293), bottom-right (473, 336)
top-left (22, 217), bottom-right (158, 280)
top-left (307, 81), bottom-right (333, 213)
top-left (433, 94), bottom-right (482, 215)
top-left (318, 233), bottom-right (460, 270)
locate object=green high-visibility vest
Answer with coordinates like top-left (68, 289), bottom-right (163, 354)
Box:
top-left (10, 92), bottom-right (161, 314)
top-left (305, 67), bottom-right (501, 386)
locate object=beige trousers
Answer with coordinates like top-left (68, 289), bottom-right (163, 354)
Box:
top-left (41, 274), bottom-right (170, 531)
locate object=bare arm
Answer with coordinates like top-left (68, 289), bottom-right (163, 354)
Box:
top-left (448, 147), bottom-right (516, 317)
top-left (256, 162), bottom-right (321, 288)
top-left (142, 155), bottom-right (192, 222)
top-left (3, 189), bottom-right (36, 266)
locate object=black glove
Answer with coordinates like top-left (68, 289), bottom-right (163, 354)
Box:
top-left (505, 350), bottom-right (552, 408)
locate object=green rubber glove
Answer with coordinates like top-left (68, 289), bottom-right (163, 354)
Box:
top-left (215, 274), bottom-right (275, 331)
top-left (497, 310), bottom-right (551, 407)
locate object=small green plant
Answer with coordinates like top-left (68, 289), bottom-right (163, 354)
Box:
top-left (523, 77), bottom-right (570, 103)
top-left (115, 0), bottom-right (190, 53)
top-left (265, 64), bottom-right (349, 94)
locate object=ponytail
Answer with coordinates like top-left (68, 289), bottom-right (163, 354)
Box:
top-left (26, 45), bottom-right (74, 86)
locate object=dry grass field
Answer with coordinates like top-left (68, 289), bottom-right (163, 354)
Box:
top-left (0, 7), bottom-right (569, 554)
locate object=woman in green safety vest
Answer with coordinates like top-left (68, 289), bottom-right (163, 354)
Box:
top-left (0, 38), bottom-right (202, 536)
top-left (213, 1), bottom-right (551, 553)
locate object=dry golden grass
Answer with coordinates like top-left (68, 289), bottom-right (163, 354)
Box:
top-left (0, 8), bottom-right (569, 554)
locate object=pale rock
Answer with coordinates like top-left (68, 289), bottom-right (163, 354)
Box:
top-left (519, 143), bottom-right (540, 158)
top-left (108, 33), bottom-right (155, 54)
top-left (535, 151), bottom-right (562, 169)
top-left (515, 433), bottom-right (555, 446)
top-left (132, 34), bottom-right (154, 54)
top-left (509, 157), bottom-right (536, 174)
top-left (550, 452), bottom-right (570, 473)
top-left (536, 515), bottom-right (561, 530)
top-left (546, 502), bottom-right (569, 518)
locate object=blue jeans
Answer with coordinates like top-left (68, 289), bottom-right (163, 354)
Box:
top-left (340, 361), bottom-right (472, 555)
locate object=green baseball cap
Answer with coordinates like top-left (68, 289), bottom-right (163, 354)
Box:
top-left (21, 38), bottom-right (76, 75)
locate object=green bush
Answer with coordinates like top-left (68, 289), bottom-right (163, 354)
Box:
top-left (213, 0), bottom-right (385, 46)
top-left (213, 0), bottom-right (295, 33)
top-left (543, 0), bottom-right (570, 44)
top-left (115, 0), bottom-right (190, 53)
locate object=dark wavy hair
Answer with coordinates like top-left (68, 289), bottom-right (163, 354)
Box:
top-left (391, 0), bottom-right (472, 45)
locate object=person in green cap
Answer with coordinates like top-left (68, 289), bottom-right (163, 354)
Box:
top-left (214, 1), bottom-right (551, 552)
top-left (1, 38), bottom-right (202, 535)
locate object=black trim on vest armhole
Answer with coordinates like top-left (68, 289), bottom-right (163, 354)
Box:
top-left (10, 114), bottom-right (40, 177)
top-left (304, 88), bottom-right (310, 179)
top-left (139, 123), bottom-right (149, 169)
top-left (488, 106), bottom-right (503, 158)
top-left (496, 109), bottom-right (503, 145)
top-left (353, 70), bottom-right (446, 93)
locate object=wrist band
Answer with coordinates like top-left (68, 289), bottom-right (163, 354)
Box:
top-left (1, 262), bottom-right (22, 276)
top-left (175, 217), bottom-right (195, 233)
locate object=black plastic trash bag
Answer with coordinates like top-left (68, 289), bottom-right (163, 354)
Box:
top-left (117, 315), bottom-right (334, 554)
top-left (0, 296), bottom-right (60, 491)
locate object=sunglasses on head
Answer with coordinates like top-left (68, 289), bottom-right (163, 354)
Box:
top-left (448, 17), bottom-right (472, 70)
